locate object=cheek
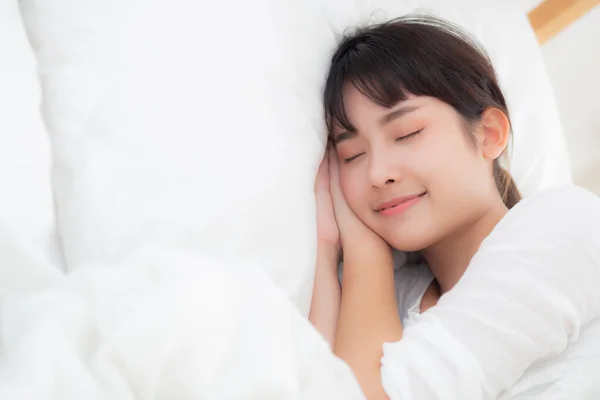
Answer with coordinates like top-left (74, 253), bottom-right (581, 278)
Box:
top-left (422, 131), bottom-right (476, 177)
top-left (403, 134), bottom-right (450, 185)
top-left (423, 134), bottom-right (486, 201)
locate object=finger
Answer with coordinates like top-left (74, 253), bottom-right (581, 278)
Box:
top-left (328, 144), bottom-right (338, 180)
top-left (317, 148), bottom-right (327, 175)
top-left (328, 145), bottom-right (343, 198)
top-left (315, 147), bottom-right (330, 192)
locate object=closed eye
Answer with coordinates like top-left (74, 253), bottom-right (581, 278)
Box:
top-left (344, 152), bottom-right (365, 163)
top-left (344, 129), bottom-right (421, 163)
top-left (396, 129), bottom-right (423, 142)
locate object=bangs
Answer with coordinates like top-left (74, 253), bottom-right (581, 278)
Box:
top-left (323, 41), bottom-right (412, 133)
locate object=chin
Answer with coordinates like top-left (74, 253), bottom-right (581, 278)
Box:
top-left (378, 227), bottom-right (432, 253)
top-left (389, 240), bottom-right (427, 253)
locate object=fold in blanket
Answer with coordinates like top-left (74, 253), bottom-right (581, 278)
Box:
top-left (0, 238), bottom-right (364, 399)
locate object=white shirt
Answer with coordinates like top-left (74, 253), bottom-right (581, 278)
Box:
top-left (392, 253), bottom-right (433, 327)
top-left (381, 185), bottom-right (600, 399)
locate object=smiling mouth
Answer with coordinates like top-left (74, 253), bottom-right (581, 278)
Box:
top-left (376, 192), bottom-right (427, 214)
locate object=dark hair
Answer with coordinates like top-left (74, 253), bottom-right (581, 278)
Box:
top-left (324, 15), bottom-right (521, 209)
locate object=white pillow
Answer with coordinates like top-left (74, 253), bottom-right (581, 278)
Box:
top-left (19, 0), bottom-right (354, 315)
top-left (0, 0), bottom-right (61, 270)
top-left (20, 0), bottom-right (570, 316)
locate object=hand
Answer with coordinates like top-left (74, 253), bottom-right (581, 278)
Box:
top-left (327, 145), bottom-right (388, 251)
top-left (311, 146), bottom-right (343, 347)
top-left (315, 146), bottom-right (340, 254)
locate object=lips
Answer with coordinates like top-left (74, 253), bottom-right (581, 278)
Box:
top-left (375, 192), bottom-right (427, 213)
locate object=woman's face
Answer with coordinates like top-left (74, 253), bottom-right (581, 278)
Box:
top-left (333, 85), bottom-right (500, 251)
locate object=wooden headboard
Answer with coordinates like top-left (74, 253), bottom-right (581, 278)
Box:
top-left (528, 0), bottom-right (600, 44)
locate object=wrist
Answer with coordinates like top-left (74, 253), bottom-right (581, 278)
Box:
top-left (341, 231), bottom-right (389, 254)
top-left (341, 235), bottom-right (392, 268)
top-left (317, 241), bottom-right (340, 264)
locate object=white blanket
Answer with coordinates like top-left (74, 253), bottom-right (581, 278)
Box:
top-left (3, 186), bottom-right (598, 400)
top-left (0, 232), bottom-right (364, 399)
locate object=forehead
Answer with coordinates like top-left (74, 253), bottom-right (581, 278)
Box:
top-left (341, 84), bottom-right (390, 115)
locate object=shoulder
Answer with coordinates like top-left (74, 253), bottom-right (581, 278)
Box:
top-left (494, 184), bottom-right (600, 244)
top-left (474, 184), bottom-right (600, 291)
top-left (510, 184), bottom-right (600, 221)
top-left (522, 183), bottom-right (599, 206)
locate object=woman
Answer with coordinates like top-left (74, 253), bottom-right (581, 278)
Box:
top-left (309, 15), bottom-right (600, 399)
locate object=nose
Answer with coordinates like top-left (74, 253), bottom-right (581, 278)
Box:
top-left (368, 149), bottom-right (402, 188)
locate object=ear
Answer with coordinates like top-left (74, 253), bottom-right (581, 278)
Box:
top-left (478, 107), bottom-right (510, 160)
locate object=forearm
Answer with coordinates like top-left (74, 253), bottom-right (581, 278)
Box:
top-left (308, 244), bottom-right (341, 348)
top-left (334, 240), bottom-right (401, 399)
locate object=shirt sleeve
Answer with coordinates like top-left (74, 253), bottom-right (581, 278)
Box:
top-left (380, 184), bottom-right (600, 399)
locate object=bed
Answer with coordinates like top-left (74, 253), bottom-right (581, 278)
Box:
top-left (1, 0), bottom-right (596, 398)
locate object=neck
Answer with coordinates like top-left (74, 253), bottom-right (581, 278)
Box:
top-left (422, 199), bottom-right (508, 294)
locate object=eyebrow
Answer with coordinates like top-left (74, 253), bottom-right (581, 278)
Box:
top-left (332, 130), bottom-right (357, 144)
top-left (333, 104), bottom-right (420, 145)
top-left (379, 104), bottom-right (420, 126)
